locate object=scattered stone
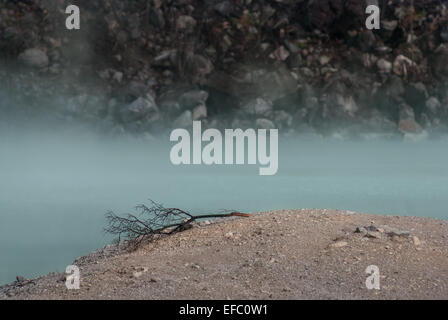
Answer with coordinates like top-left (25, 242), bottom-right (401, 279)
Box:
top-left (225, 232), bottom-right (234, 239)
top-left (355, 226), bottom-right (368, 234)
top-left (384, 227), bottom-right (410, 238)
top-left (412, 236), bottom-right (421, 246)
top-left (365, 231), bottom-right (382, 239)
top-left (331, 241), bottom-right (348, 248)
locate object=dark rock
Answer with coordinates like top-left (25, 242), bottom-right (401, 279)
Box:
top-left (431, 45), bottom-right (448, 79)
top-left (404, 82), bottom-right (428, 113)
top-left (150, 8), bottom-right (165, 29)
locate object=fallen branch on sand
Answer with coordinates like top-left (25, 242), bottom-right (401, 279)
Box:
top-left (105, 200), bottom-right (250, 249)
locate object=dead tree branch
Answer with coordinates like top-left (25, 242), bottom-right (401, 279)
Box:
top-left (104, 199), bottom-right (250, 249)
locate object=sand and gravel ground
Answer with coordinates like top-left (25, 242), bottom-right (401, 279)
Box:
top-left (1, 209), bottom-right (447, 300)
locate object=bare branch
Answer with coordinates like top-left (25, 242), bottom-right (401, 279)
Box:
top-left (104, 199), bottom-right (250, 250)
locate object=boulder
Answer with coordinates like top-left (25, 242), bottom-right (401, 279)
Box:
top-left (242, 98), bottom-right (273, 116)
top-left (120, 96), bottom-right (159, 123)
top-left (180, 90), bottom-right (209, 109)
top-left (18, 48), bottom-right (49, 68)
top-left (173, 110), bottom-right (193, 128)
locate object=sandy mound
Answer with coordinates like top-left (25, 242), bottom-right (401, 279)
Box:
top-left (1, 209), bottom-right (447, 300)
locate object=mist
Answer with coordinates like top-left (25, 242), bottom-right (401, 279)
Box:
top-left (1, 120), bottom-right (447, 285)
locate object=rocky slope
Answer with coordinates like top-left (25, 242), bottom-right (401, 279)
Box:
top-left (1, 0), bottom-right (448, 138)
top-left (1, 210), bottom-right (447, 300)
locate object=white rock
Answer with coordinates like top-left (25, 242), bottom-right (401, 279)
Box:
top-left (18, 48), bottom-right (49, 68)
top-left (377, 58), bottom-right (392, 73)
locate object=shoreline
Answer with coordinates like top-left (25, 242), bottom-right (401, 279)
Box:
top-left (1, 209), bottom-right (447, 300)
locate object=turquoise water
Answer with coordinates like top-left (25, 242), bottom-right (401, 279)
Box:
top-left (1, 127), bottom-right (447, 285)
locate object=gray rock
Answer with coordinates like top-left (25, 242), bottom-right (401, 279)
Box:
top-left (122, 81), bottom-right (153, 102)
top-left (393, 55), bottom-right (416, 77)
top-left (399, 103), bottom-right (416, 121)
top-left (186, 54), bottom-right (214, 81)
top-left (377, 59), bottom-right (392, 73)
top-left (214, 1), bottom-right (234, 16)
top-left (150, 8), bottom-right (165, 29)
top-left (365, 231), bottom-right (382, 239)
top-left (112, 71), bottom-right (123, 83)
top-left (120, 96), bottom-right (159, 123)
top-left (398, 118), bottom-right (423, 134)
top-left (64, 95), bottom-right (88, 115)
top-left (176, 15), bottom-right (197, 33)
top-left (385, 228), bottom-right (410, 238)
top-left (383, 75), bottom-right (404, 98)
top-left (358, 30), bottom-right (376, 51)
top-left (174, 110), bottom-right (193, 128)
top-left (381, 20), bottom-right (398, 31)
top-left (287, 53), bottom-right (303, 68)
top-left (319, 55), bottom-right (331, 66)
top-left (160, 100), bottom-right (181, 115)
top-left (426, 97), bottom-right (441, 114)
top-left (192, 104), bottom-right (207, 120)
top-left (432, 45), bottom-right (448, 78)
top-left (18, 48), bottom-right (49, 68)
top-left (243, 98), bottom-right (273, 116)
top-left (274, 110), bottom-right (293, 128)
top-left (255, 118), bottom-right (276, 130)
top-left (153, 50), bottom-right (177, 66)
top-left (180, 90), bottom-right (209, 109)
top-left (270, 46), bottom-right (290, 61)
top-left (355, 226), bottom-right (368, 234)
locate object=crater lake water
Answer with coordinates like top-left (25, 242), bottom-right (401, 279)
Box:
top-left (1, 125), bottom-right (447, 285)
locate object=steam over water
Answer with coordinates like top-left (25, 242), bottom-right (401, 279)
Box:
top-left (1, 124), bottom-right (447, 285)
